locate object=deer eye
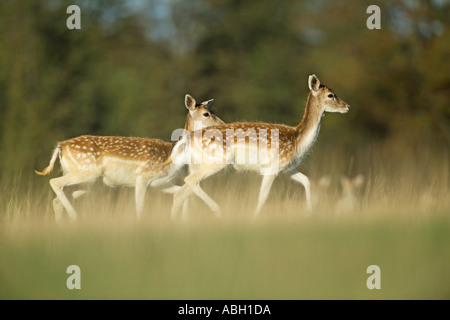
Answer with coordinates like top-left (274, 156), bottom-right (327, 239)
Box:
top-left (327, 94), bottom-right (334, 98)
top-left (203, 113), bottom-right (210, 117)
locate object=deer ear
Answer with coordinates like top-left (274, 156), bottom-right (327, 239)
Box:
top-left (185, 94), bottom-right (197, 111)
top-left (201, 99), bottom-right (214, 108)
top-left (340, 175), bottom-right (349, 187)
top-left (318, 175), bottom-right (331, 188)
top-left (354, 174), bottom-right (365, 187)
top-left (308, 74), bottom-right (320, 92)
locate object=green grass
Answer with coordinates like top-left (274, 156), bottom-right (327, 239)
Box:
top-left (1, 211), bottom-right (449, 299)
top-left (1, 148), bottom-right (449, 299)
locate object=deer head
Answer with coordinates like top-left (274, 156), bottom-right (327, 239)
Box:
top-left (308, 75), bottom-right (350, 114)
top-left (184, 94), bottom-right (225, 131)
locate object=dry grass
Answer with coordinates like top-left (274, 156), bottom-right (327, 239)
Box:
top-left (0, 144), bottom-right (449, 299)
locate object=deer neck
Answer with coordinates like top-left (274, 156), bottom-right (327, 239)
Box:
top-left (295, 93), bottom-right (325, 155)
top-left (184, 113), bottom-right (193, 131)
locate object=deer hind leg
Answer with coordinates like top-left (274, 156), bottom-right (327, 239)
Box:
top-left (49, 174), bottom-right (96, 221)
top-left (290, 171), bottom-right (312, 214)
top-left (52, 197), bottom-right (65, 222)
top-left (52, 189), bottom-right (88, 222)
top-left (171, 184), bottom-right (194, 219)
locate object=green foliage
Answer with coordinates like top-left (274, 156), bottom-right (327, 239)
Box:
top-left (0, 0), bottom-right (448, 180)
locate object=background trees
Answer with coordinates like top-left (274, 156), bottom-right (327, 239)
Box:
top-left (0, 0), bottom-right (448, 181)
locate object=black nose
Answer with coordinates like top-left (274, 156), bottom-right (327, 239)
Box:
top-left (347, 105), bottom-right (351, 109)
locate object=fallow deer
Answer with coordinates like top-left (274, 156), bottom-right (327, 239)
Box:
top-left (35, 95), bottom-right (225, 221)
top-left (336, 174), bottom-right (365, 214)
top-left (311, 175), bottom-right (331, 210)
top-left (169, 75), bottom-right (350, 219)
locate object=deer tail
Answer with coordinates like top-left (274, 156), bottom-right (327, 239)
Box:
top-left (35, 145), bottom-right (60, 176)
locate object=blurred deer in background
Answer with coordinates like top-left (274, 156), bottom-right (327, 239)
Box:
top-left (169, 75), bottom-right (350, 219)
top-left (336, 174), bottom-right (365, 214)
top-left (310, 175), bottom-right (331, 210)
top-left (35, 94), bottom-right (225, 221)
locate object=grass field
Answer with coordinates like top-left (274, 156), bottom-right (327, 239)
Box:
top-left (1, 147), bottom-right (449, 299)
top-left (1, 213), bottom-right (449, 299)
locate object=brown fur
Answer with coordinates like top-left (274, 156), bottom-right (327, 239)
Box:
top-left (36, 98), bottom-right (224, 177)
top-left (35, 95), bottom-right (225, 220)
top-left (170, 75), bottom-right (350, 218)
top-left (186, 85), bottom-right (349, 169)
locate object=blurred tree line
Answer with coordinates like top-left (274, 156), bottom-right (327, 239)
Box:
top-left (0, 0), bottom-right (448, 180)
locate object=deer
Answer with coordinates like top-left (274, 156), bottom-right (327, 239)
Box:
top-left (35, 94), bottom-right (225, 221)
top-left (336, 174), bottom-right (365, 214)
top-left (168, 75), bottom-right (350, 219)
top-left (310, 175), bottom-right (331, 210)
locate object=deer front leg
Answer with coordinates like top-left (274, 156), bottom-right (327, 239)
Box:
top-left (160, 185), bottom-right (189, 219)
top-left (184, 165), bottom-right (224, 218)
top-left (135, 176), bottom-right (149, 221)
top-left (172, 184), bottom-right (194, 219)
top-left (172, 164), bottom-right (224, 219)
top-left (160, 185), bottom-right (181, 194)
